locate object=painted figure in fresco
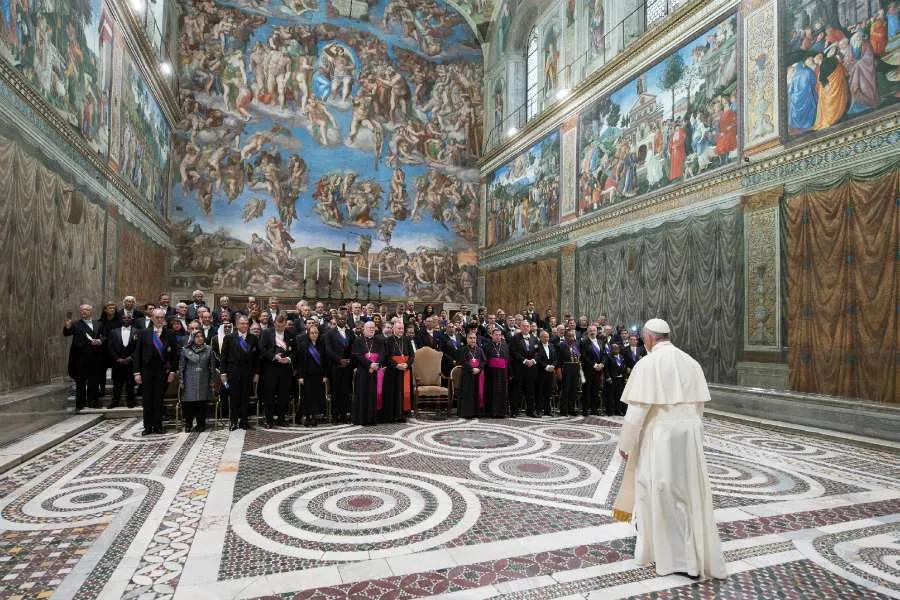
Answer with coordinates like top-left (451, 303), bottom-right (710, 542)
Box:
top-left (842, 31), bottom-right (878, 114)
top-left (379, 216), bottom-right (397, 245)
top-left (668, 119), bottom-right (686, 181)
top-left (389, 168), bottom-right (409, 220)
top-left (588, 0), bottom-right (604, 55)
top-left (314, 44), bottom-right (354, 103)
top-left (496, 1), bottom-right (511, 52)
top-left (242, 197), bottom-right (267, 222)
top-left (222, 51), bottom-right (252, 118)
top-left (348, 93), bottom-right (384, 168)
top-left (493, 79), bottom-right (504, 130)
top-left (812, 51), bottom-right (850, 130)
top-left (306, 99), bottom-right (339, 145)
top-left (543, 28), bottom-right (559, 96)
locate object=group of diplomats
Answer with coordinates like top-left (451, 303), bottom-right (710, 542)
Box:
top-left (64, 293), bottom-right (646, 435)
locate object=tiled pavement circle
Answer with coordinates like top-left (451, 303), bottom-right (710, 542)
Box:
top-left (0, 415), bottom-right (898, 599)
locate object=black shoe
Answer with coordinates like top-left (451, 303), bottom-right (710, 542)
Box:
top-left (108, 402), bottom-right (121, 409)
top-left (265, 423), bottom-right (273, 430)
top-left (526, 412), bottom-right (537, 418)
top-left (310, 418), bottom-right (317, 427)
top-left (126, 402), bottom-right (135, 408)
top-left (229, 423), bottom-right (239, 431)
top-left (141, 429), bottom-right (152, 436)
top-left (185, 427), bottom-right (192, 433)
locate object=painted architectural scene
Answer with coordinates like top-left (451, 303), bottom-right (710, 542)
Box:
top-left (0, 0), bottom-right (115, 155)
top-left (577, 14), bottom-right (738, 215)
top-left (784, 0), bottom-right (900, 139)
top-left (117, 53), bottom-right (172, 218)
top-left (485, 129), bottom-right (560, 247)
top-left (171, 0), bottom-right (482, 302)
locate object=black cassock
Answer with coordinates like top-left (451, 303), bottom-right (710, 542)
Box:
top-left (297, 339), bottom-right (328, 418)
top-left (381, 335), bottom-right (415, 422)
top-left (351, 335), bottom-right (385, 426)
top-left (457, 346), bottom-right (486, 418)
top-left (484, 341), bottom-right (509, 417)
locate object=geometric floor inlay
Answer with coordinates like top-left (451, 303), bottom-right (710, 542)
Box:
top-left (1, 415), bottom-right (899, 599)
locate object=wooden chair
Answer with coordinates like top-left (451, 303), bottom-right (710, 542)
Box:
top-left (449, 365), bottom-right (462, 414)
top-left (162, 378), bottom-right (182, 431)
top-left (413, 347), bottom-right (451, 419)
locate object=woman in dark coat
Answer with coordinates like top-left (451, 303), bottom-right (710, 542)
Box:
top-left (180, 330), bottom-right (216, 432)
top-left (297, 324), bottom-right (328, 426)
top-left (457, 331), bottom-right (486, 419)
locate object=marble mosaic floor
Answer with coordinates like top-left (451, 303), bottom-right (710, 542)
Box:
top-left (1, 415), bottom-right (899, 600)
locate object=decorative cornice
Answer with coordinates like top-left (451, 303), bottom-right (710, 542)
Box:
top-left (479, 115), bottom-right (900, 268)
top-left (106, 0), bottom-right (182, 129)
top-left (0, 64), bottom-right (170, 247)
top-left (479, 0), bottom-right (736, 170)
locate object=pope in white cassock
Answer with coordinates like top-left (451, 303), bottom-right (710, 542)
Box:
top-left (614, 318), bottom-right (727, 580)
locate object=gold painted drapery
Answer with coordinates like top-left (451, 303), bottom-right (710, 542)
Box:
top-left (784, 166), bottom-right (898, 403)
top-left (486, 257), bottom-right (559, 319)
top-left (576, 206), bottom-right (743, 384)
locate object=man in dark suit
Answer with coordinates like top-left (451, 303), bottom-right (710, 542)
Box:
top-left (213, 295), bottom-right (236, 325)
top-left (266, 296), bottom-right (281, 322)
top-left (579, 325), bottom-right (605, 416)
top-left (415, 316), bottom-right (441, 350)
top-left (439, 322), bottom-right (464, 377)
top-left (117, 296), bottom-right (144, 322)
top-left (220, 316), bottom-right (259, 430)
top-left (199, 310), bottom-right (217, 344)
top-left (186, 290), bottom-right (207, 322)
top-left (133, 309), bottom-right (177, 435)
top-left (258, 314), bottom-right (295, 428)
top-left (623, 334), bottom-right (646, 372)
top-left (534, 329), bottom-right (558, 417)
top-left (63, 304), bottom-right (107, 411)
top-left (524, 301), bottom-right (542, 331)
top-left (158, 294), bottom-right (176, 319)
top-left (107, 314), bottom-right (138, 408)
top-left (138, 304), bottom-right (156, 330)
top-left (324, 314), bottom-right (355, 423)
top-left (211, 321), bottom-right (232, 419)
top-left (509, 320), bottom-right (539, 417)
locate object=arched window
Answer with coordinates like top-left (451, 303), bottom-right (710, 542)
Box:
top-left (525, 27), bottom-right (539, 121)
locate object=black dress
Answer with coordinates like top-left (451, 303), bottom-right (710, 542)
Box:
top-left (297, 339), bottom-right (328, 419)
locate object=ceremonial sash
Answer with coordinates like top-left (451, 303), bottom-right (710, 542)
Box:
top-left (469, 358), bottom-right (485, 408)
top-left (487, 357), bottom-right (507, 369)
top-left (308, 345), bottom-right (321, 366)
top-left (151, 331), bottom-right (165, 361)
top-left (365, 352), bottom-right (384, 410)
top-left (391, 355), bottom-right (412, 411)
top-left (239, 336), bottom-right (249, 352)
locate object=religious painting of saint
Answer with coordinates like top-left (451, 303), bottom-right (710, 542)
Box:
top-left (784, 0), bottom-right (900, 141)
top-left (0, 0), bottom-right (114, 156)
top-left (543, 22), bottom-right (561, 99)
top-left (576, 14), bottom-right (738, 216)
top-left (486, 130), bottom-right (560, 247)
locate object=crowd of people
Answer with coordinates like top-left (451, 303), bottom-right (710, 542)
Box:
top-left (63, 292), bottom-right (647, 436)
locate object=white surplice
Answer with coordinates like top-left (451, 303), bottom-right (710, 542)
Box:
top-left (615, 340), bottom-right (727, 579)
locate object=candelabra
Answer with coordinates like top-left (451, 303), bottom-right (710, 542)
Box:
top-left (302, 278), bottom-right (308, 299)
top-left (327, 281), bottom-right (333, 300)
top-left (355, 280), bottom-right (360, 300)
top-left (366, 282), bottom-right (371, 301)
top-left (377, 281), bottom-right (382, 302)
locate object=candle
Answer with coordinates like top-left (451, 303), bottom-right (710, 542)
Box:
top-left (303, 257), bottom-right (307, 280)
top-left (367, 257), bottom-right (372, 283)
top-left (329, 259), bottom-right (333, 281)
top-left (316, 259), bottom-right (320, 280)
top-left (356, 263), bottom-right (360, 282)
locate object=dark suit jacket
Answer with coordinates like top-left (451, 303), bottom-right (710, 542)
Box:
top-left (579, 337), bottom-right (606, 373)
top-left (64, 320), bottom-right (106, 377)
top-left (258, 328), bottom-right (296, 373)
top-left (623, 345), bottom-right (646, 369)
top-left (324, 327), bottom-right (355, 367)
top-left (415, 329), bottom-right (441, 351)
top-left (535, 341), bottom-right (558, 371)
top-left (107, 326), bottom-right (138, 364)
top-left (199, 325), bottom-right (218, 345)
top-left (186, 302), bottom-right (207, 322)
top-left (220, 332), bottom-right (259, 377)
top-left (132, 327), bottom-right (177, 375)
top-left (509, 333), bottom-right (538, 374)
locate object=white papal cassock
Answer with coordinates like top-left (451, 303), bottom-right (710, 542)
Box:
top-left (614, 339), bottom-right (727, 580)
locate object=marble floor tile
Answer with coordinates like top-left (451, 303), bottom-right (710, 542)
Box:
top-left (0, 415), bottom-right (898, 600)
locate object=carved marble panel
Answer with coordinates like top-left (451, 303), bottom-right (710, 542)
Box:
top-left (743, 189), bottom-right (781, 350)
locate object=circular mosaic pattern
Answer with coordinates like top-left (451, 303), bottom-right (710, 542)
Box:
top-left (526, 424), bottom-right (617, 445)
top-left (404, 424), bottom-right (547, 457)
top-left (230, 472), bottom-right (479, 559)
top-left (470, 455), bottom-right (602, 489)
top-left (432, 429), bottom-right (519, 449)
top-left (729, 435), bottom-right (833, 457)
top-left (309, 435), bottom-right (409, 460)
top-left (705, 452), bottom-right (825, 500)
top-left (2, 479), bottom-right (150, 529)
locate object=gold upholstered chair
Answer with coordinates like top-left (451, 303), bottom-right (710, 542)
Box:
top-left (413, 346), bottom-right (451, 418)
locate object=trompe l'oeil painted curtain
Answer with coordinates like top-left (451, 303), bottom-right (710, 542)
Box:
top-left (784, 166), bottom-right (898, 403)
top-left (576, 206), bottom-right (743, 384)
top-left (486, 258), bottom-right (559, 319)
